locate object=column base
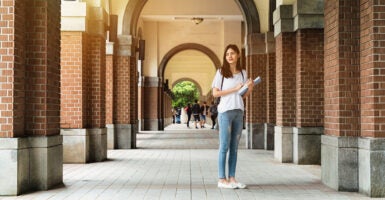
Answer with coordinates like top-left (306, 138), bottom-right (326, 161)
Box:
top-left (116, 124), bottom-right (137, 149)
top-left (107, 124), bottom-right (116, 149)
top-left (61, 129), bottom-right (89, 163)
top-left (264, 123), bottom-right (275, 150)
top-left (274, 126), bottom-right (293, 163)
top-left (321, 135), bottom-right (358, 192)
top-left (293, 127), bottom-right (322, 164)
top-left (88, 128), bottom-right (107, 162)
top-left (143, 119), bottom-right (160, 130)
top-left (359, 137), bottom-right (385, 197)
top-left (0, 136), bottom-right (63, 195)
top-left (61, 128), bottom-right (107, 163)
top-left (246, 123), bottom-right (264, 149)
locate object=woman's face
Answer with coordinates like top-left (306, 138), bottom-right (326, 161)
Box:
top-left (225, 48), bottom-right (239, 65)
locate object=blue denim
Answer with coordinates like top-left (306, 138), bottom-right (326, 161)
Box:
top-left (218, 109), bottom-right (244, 179)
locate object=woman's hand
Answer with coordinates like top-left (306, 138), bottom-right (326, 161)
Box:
top-left (234, 83), bottom-right (243, 91)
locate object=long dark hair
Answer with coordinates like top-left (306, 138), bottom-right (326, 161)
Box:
top-left (220, 44), bottom-right (242, 78)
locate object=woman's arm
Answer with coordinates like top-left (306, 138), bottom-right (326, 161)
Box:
top-left (242, 78), bottom-right (254, 98)
top-left (212, 83), bottom-right (243, 97)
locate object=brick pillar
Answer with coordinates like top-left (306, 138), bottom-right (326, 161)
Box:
top-left (106, 41), bottom-right (116, 149)
top-left (322, 0), bottom-right (360, 192)
top-left (294, 29), bottom-right (324, 165)
top-left (246, 33), bottom-right (267, 149)
top-left (60, 2), bottom-right (107, 163)
top-left (86, 34), bottom-right (107, 161)
top-left (114, 35), bottom-right (137, 149)
top-left (359, 0), bottom-right (385, 197)
top-left (142, 77), bottom-right (162, 130)
top-left (265, 32), bottom-right (276, 150)
top-left (0, 0), bottom-right (62, 195)
top-left (273, 5), bottom-right (296, 163)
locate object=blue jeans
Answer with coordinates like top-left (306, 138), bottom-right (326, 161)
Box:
top-left (218, 109), bottom-right (243, 179)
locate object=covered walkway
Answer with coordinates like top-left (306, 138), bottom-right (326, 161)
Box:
top-left (1, 124), bottom-right (370, 200)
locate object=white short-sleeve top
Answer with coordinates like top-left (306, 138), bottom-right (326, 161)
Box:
top-left (211, 69), bottom-right (247, 113)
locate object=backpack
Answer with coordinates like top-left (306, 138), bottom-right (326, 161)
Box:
top-left (192, 103), bottom-right (200, 114)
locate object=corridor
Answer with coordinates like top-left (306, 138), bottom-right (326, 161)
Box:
top-left (1, 124), bottom-right (371, 200)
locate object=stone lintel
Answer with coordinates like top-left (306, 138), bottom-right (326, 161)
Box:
top-left (293, 0), bottom-right (324, 30)
top-left (61, 2), bottom-right (87, 32)
top-left (117, 35), bottom-right (132, 56)
top-left (273, 5), bottom-right (294, 37)
top-left (106, 42), bottom-right (114, 55)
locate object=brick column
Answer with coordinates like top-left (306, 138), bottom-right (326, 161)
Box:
top-left (273, 5), bottom-right (296, 163)
top-left (106, 41), bottom-right (116, 149)
top-left (142, 77), bottom-right (162, 130)
top-left (359, 0), bottom-right (385, 197)
top-left (265, 32), bottom-right (276, 150)
top-left (246, 33), bottom-right (267, 149)
top-left (322, 0), bottom-right (360, 192)
top-left (114, 35), bottom-right (137, 149)
top-left (86, 33), bottom-right (107, 161)
top-left (292, 0), bottom-right (324, 165)
top-left (60, 2), bottom-right (107, 163)
top-left (0, 0), bottom-right (62, 195)
top-left (294, 29), bottom-right (324, 165)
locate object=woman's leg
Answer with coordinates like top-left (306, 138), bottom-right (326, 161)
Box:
top-left (228, 110), bottom-right (243, 178)
top-left (218, 112), bottom-right (230, 180)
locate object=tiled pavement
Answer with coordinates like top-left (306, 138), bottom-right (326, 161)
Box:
top-left (0, 123), bottom-right (379, 200)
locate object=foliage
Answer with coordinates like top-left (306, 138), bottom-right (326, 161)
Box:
top-left (172, 81), bottom-right (199, 108)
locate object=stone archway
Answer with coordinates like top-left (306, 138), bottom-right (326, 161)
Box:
top-left (158, 43), bottom-right (221, 78)
top-left (171, 77), bottom-right (203, 97)
top-left (122, 0), bottom-right (260, 36)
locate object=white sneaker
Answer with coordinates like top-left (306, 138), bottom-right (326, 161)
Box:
top-left (231, 182), bottom-right (247, 189)
top-left (217, 181), bottom-right (236, 189)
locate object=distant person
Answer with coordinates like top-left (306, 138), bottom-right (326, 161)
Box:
top-left (209, 101), bottom-right (218, 129)
top-left (200, 101), bottom-right (209, 128)
top-left (191, 100), bottom-right (201, 129)
top-left (185, 103), bottom-right (192, 128)
top-left (172, 107), bottom-right (176, 124)
top-left (211, 44), bottom-right (254, 189)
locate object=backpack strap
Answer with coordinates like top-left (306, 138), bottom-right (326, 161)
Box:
top-left (221, 70), bottom-right (244, 90)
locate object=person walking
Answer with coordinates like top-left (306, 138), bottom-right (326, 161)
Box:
top-left (185, 103), bottom-right (192, 128)
top-left (211, 44), bottom-right (254, 189)
top-left (191, 100), bottom-right (201, 129)
top-left (200, 101), bottom-right (209, 128)
top-left (209, 101), bottom-right (218, 129)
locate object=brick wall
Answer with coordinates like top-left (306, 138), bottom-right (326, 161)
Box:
top-left (24, 0), bottom-right (60, 136)
top-left (296, 29), bottom-right (324, 127)
top-left (275, 33), bottom-right (297, 127)
top-left (360, 0), bottom-right (385, 137)
top-left (60, 32), bottom-right (87, 129)
top-left (324, 0), bottom-right (360, 136)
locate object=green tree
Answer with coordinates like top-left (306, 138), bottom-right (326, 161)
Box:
top-left (172, 81), bottom-right (200, 108)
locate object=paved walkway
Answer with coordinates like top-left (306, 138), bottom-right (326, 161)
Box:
top-left (0, 123), bottom-right (378, 200)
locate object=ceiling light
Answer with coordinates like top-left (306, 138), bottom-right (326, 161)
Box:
top-left (191, 17), bottom-right (204, 25)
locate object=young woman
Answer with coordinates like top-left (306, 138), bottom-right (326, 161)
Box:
top-left (211, 44), bottom-right (254, 189)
